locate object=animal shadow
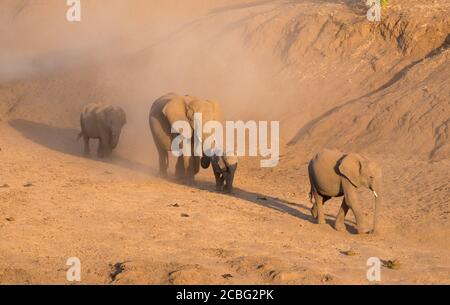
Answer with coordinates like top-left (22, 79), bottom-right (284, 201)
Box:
top-left (193, 179), bottom-right (358, 233)
top-left (9, 119), bottom-right (155, 176)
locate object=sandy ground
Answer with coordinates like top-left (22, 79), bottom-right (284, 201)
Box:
top-left (0, 121), bottom-right (448, 284)
top-left (0, 0), bottom-right (449, 284)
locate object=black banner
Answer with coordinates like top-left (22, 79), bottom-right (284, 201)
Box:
top-left (0, 285), bottom-right (441, 304)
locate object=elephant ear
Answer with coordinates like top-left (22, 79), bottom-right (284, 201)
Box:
top-left (185, 98), bottom-right (202, 128)
top-left (339, 154), bottom-right (362, 188)
top-left (162, 98), bottom-right (188, 128)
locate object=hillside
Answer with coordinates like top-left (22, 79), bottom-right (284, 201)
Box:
top-left (0, 0), bottom-right (449, 284)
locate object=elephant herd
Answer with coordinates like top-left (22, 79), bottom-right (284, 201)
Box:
top-left (78, 93), bottom-right (382, 234)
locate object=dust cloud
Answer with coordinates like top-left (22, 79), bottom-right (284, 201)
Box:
top-left (1, 0), bottom-right (287, 165)
top-left (1, 0), bottom-right (449, 284)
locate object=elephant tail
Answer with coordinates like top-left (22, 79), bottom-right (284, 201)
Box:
top-left (308, 186), bottom-right (313, 203)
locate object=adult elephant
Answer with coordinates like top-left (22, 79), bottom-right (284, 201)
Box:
top-left (308, 149), bottom-right (382, 234)
top-left (149, 93), bottom-right (223, 183)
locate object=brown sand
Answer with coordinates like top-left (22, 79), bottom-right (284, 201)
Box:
top-left (0, 0), bottom-right (449, 284)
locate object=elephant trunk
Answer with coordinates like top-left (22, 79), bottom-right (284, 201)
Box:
top-left (110, 132), bottom-right (120, 150)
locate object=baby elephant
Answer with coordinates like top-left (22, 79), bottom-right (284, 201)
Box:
top-left (308, 149), bottom-right (382, 234)
top-left (201, 152), bottom-right (238, 193)
top-left (78, 103), bottom-right (127, 158)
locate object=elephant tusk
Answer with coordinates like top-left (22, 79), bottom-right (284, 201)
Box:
top-left (373, 191), bottom-right (379, 198)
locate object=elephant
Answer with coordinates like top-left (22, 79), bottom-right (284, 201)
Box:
top-left (149, 93), bottom-right (223, 183)
top-left (308, 149), bottom-right (382, 234)
top-left (201, 150), bottom-right (238, 193)
top-left (78, 103), bottom-right (127, 158)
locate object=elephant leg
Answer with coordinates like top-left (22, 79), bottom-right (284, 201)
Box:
top-left (183, 155), bottom-right (195, 185)
top-left (344, 190), bottom-right (367, 234)
top-left (310, 199), bottom-right (318, 219)
top-left (312, 190), bottom-right (326, 224)
top-left (193, 156), bottom-right (201, 176)
top-left (175, 156), bottom-right (185, 179)
top-left (223, 173), bottom-right (231, 193)
top-left (104, 143), bottom-right (112, 157)
top-left (98, 129), bottom-right (111, 158)
top-left (98, 138), bottom-right (105, 158)
top-left (335, 198), bottom-right (349, 231)
top-left (214, 172), bottom-right (224, 191)
top-left (158, 154), bottom-right (168, 177)
top-left (83, 135), bottom-right (90, 156)
top-left (157, 147), bottom-right (168, 177)
top-left (224, 165), bottom-right (236, 193)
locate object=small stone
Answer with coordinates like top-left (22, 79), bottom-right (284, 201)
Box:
top-left (5, 217), bottom-right (15, 222)
top-left (181, 213), bottom-right (190, 218)
top-left (257, 196), bottom-right (268, 201)
top-left (321, 274), bottom-right (333, 283)
top-left (341, 250), bottom-right (358, 256)
top-left (382, 259), bottom-right (401, 270)
top-left (23, 182), bottom-right (34, 187)
top-left (222, 274), bottom-right (233, 279)
top-left (169, 204), bottom-right (180, 208)
top-left (0, 184), bottom-right (9, 188)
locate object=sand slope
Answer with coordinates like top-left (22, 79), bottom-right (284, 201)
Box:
top-left (0, 0), bottom-right (449, 284)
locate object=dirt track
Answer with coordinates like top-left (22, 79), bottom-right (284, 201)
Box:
top-left (0, 0), bottom-right (449, 284)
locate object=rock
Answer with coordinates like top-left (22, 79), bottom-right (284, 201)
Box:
top-left (108, 262), bottom-right (127, 283)
top-left (341, 250), bottom-right (358, 256)
top-left (321, 274), bottom-right (334, 283)
top-left (382, 259), bottom-right (401, 270)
